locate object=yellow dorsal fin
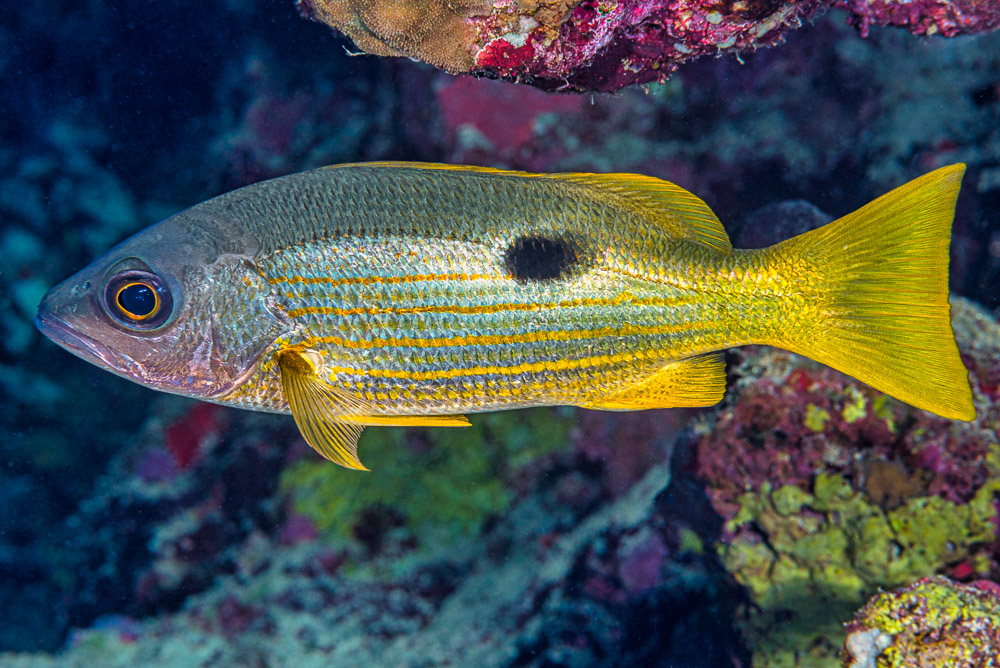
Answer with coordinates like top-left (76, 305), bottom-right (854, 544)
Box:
top-left (326, 162), bottom-right (732, 254)
top-left (582, 354), bottom-right (726, 410)
top-left (278, 349), bottom-right (370, 471)
top-left (551, 173), bottom-right (731, 254)
top-left (342, 415), bottom-right (472, 427)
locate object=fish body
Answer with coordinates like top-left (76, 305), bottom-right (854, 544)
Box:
top-left (36, 162), bottom-right (976, 469)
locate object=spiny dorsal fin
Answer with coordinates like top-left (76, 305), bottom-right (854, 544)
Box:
top-left (582, 354), bottom-right (726, 410)
top-left (278, 348), bottom-right (370, 471)
top-left (327, 162), bottom-right (732, 254)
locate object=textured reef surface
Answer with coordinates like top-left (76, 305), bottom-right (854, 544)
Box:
top-left (844, 576), bottom-right (1000, 667)
top-left (298, 0), bottom-right (1000, 91)
top-left (689, 296), bottom-right (1000, 665)
top-left (1, 0), bottom-right (1000, 665)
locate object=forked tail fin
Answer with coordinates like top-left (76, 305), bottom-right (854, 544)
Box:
top-left (774, 164), bottom-right (975, 421)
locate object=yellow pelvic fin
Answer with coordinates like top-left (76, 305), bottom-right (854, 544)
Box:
top-left (774, 163), bottom-right (975, 421)
top-left (582, 354), bottom-right (726, 410)
top-left (328, 161), bottom-right (732, 254)
top-left (278, 349), bottom-right (370, 471)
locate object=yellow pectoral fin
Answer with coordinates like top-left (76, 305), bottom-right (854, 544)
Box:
top-left (278, 349), bottom-right (370, 471)
top-left (341, 415), bottom-right (473, 427)
top-left (584, 354), bottom-right (726, 410)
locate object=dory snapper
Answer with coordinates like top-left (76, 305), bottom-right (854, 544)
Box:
top-left (36, 162), bottom-right (976, 470)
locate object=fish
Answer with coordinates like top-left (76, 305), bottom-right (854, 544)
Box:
top-left (35, 162), bottom-right (976, 470)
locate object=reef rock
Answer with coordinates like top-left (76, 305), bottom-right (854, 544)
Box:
top-left (296, 0), bottom-right (1000, 91)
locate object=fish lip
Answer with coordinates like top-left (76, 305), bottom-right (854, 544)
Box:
top-left (35, 311), bottom-right (129, 373)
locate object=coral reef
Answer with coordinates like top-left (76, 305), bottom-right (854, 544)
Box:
top-left (3, 0), bottom-right (1000, 662)
top-left (686, 296), bottom-right (1000, 666)
top-left (0, 455), bottom-right (747, 666)
top-left (298, 0), bottom-right (1000, 91)
top-left (843, 576), bottom-right (1000, 667)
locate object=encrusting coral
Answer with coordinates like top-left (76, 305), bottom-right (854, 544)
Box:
top-left (843, 576), bottom-right (1000, 667)
top-left (296, 0), bottom-right (1000, 91)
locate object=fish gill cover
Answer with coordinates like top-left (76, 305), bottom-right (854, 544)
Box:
top-left (1, 1), bottom-right (999, 667)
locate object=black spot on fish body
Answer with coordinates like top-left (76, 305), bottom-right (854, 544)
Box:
top-left (504, 234), bottom-right (580, 282)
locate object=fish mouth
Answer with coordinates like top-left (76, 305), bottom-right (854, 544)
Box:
top-left (35, 311), bottom-right (131, 374)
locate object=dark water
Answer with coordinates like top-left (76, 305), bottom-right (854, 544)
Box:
top-left (2, 1), bottom-right (999, 665)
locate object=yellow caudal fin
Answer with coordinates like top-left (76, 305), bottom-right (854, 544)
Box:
top-left (774, 164), bottom-right (975, 421)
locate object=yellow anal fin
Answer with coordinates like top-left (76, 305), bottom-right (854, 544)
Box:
top-left (278, 349), bottom-right (370, 471)
top-left (584, 354), bottom-right (726, 410)
top-left (343, 415), bottom-right (472, 427)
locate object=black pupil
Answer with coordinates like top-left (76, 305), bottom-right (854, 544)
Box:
top-left (118, 284), bottom-right (156, 317)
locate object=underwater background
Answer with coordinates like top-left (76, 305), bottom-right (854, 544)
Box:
top-left (2, 0), bottom-right (1000, 665)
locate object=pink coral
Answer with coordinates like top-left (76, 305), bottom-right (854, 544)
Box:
top-left (435, 76), bottom-right (582, 164)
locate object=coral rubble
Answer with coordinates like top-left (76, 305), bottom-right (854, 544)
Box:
top-left (297, 0), bottom-right (1000, 91)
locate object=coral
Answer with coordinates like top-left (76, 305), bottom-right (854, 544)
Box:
top-left (435, 76), bottom-right (582, 167)
top-left (835, 0), bottom-right (1000, 38)
top-left (843, 576), bottom-right (1000, 667)
top-left (298, 0), bottom-right (1000, 92)
top-left (163, 404), bottom-right (227, 470)
top-left (575, 409), bottom-right (688, 497)
top-left (687, 297), bottom-right (1000, 666)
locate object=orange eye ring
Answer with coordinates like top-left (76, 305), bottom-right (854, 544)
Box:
top-left (103, 269), bottom-right (172, 330)
top-left (115, 281), bottom-right (161, 321)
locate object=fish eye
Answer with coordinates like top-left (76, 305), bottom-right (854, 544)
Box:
top-left (103, 270), bottom-right (173, 330)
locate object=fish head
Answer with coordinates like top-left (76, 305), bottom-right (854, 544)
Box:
top-left (36, 208), bottom-right (290, 400)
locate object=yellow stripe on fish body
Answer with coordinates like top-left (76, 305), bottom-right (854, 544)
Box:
top-left (205, 162), bottom-right (973, 470)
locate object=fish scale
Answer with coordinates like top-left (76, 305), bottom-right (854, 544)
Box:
top-left (254, 231), bottom-right (714, 415)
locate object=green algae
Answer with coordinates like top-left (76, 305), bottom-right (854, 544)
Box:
top-left (841, 387), bottom-right (867, 424)
top-left (678, 527), bottom-right (704, 555)
top-left (281, 408), bottom-right (573, 545)
top-left (804, 404), bottom-right (830, 432)
top-left (721, 476), bottom-right (1000, 668)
